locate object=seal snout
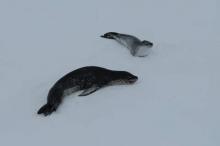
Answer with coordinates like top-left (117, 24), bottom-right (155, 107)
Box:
top-left (101, 32), bottom-right (118, 39)
top-left (100, 34), bottom-right (114, 39)
top-left (129, 76), bottom-right (138, 83)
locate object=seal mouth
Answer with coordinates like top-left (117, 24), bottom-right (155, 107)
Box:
top-left (110, 77), bottom-right (138, 85)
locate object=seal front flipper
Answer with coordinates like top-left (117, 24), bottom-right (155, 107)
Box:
top-left (37, 103), bottom-right (57, 116)
top-left (78, 86), bottom-right (100, 96)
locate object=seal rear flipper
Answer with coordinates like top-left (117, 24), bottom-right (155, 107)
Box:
top-left (78, 86), bottom-right (100, 96)
top-left (37, 103), bottom-right (57, 116)
top-left (142, 40), bottom-right (153, 47)
top-left (101, 32), bottom-right (119, 39)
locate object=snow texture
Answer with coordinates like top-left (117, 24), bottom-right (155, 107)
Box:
top-left (0, 0), bottom-right (219, 146)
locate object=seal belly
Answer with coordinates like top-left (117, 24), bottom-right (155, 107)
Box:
top-left (114, 37), bottom-right (133, 51)
top-left (135, 46), bottom-right (152, 57)
top-left (63, 86), bottom-right (80, 96)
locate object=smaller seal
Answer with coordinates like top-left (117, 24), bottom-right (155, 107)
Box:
top-left (37, 66), bottom-right (138, 116)
top-left (101, 32), bottom-right (153, 57)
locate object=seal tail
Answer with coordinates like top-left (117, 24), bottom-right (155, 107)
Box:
top-left (37, 103), bottom-right (57, 116)
top-left (142, 40), bottom-right (153, 47)
top-left (101, 32), bottom-right (119, 39)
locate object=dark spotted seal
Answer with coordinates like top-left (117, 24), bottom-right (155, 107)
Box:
top-left (37, 66), bottom-right (138, 116)
top-left (101, 32), bottom-right (153, 57)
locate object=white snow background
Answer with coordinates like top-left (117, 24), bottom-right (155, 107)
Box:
top-left (0, 0), bottom-right (219, 146)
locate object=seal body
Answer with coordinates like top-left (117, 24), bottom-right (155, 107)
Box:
top-left (101, 32), bottom-right (153, 57)
top-left (37, 66), bottom-right (138, 116)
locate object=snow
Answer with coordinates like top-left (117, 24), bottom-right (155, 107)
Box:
top-left (0, 0), bottom-right (219, 146)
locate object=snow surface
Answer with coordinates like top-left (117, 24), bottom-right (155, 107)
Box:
top-left (0, 0), bottom-right (219, 146)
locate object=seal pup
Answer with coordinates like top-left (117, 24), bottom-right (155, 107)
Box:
top-left (37, 66), bottom-right (138, 116)
top-left (101, 32), bottom-right (153, 57)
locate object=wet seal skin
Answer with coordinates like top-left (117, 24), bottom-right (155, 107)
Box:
top-left (101, 32), bottom-right (153, 57)
top-left (38, 66), bottom-right (138, 116)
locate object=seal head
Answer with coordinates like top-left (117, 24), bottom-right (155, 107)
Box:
top-left (110, 71), bottom-right (138, 85)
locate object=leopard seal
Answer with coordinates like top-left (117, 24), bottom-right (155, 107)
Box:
top-left (37, 66), bottom-right (138, 116)
top-left (101, 32), bottom-right (153, 57)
